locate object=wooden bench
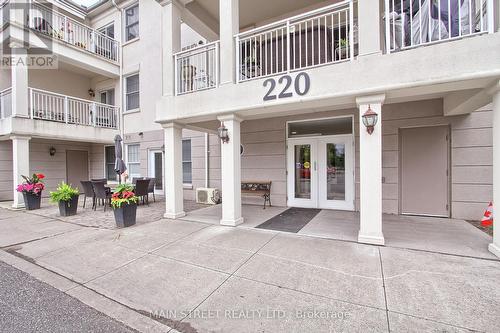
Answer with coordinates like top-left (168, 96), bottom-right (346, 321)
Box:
top-left (241, 181), bottom-right (272, 209)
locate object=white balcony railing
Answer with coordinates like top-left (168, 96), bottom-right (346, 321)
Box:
top-left (0, 88), bottom-right (12, 119)
top-left (385, 0), bottom-right (494, 52)
top-left (29, 88), bottom-right (119, 129)
top-left (28, 1), bottom-right (119, 62)
top-left (236, 0), bottom-right (356, 82)
top-left (174, 41), bottom-right (219, 95)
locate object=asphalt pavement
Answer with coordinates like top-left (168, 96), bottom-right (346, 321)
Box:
top-left (0, 260), bottom-right (138, 333)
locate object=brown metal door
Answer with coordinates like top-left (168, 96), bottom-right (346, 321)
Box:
top-left (400, 126), bottom-right (449, 217)
top-left (66, 150), bottom-right (89, 192)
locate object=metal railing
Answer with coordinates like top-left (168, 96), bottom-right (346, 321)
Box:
top-left (29, 88), bottom-right (119, 129)
top-left (236, 0), bottom-right (356, 82)
top-left (174, 41), bottom-right (219, 95)
top-left (28, 1), bottom-right (119, 62)
top-left (385, 0), bottom-right (494, 52)
top-left (0, 88), bottom-right (12, 119)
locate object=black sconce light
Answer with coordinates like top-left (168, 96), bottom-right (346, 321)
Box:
top-left (88, 89), bottom-right (95, 97)
top-left (49, 147), bottom-right (56, 156)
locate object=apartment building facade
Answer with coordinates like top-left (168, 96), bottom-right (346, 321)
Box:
top-left (1, 0), bottom-right (500, 257)
top-left (153, 0), bottom-right (500, 257)
top-left (0, 0), bottom-right (216, 207)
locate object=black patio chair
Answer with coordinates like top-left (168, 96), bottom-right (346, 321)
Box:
top-left (91, 178), bottom-right (107, 183)
top-left (92, 181), bottom-right (112, 211)
top-left (146, 177), bottom-right (156, 202)
top-left (131, 177), bottom-right (141, 185)
top-left (134, 179), bottom-right (151, 206)
top-left (80, 181), bottom-right (95, 209)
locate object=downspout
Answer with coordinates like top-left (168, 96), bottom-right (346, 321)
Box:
top-left (205, 132), bottom-right (209, 188)
top-left (111, 0), bottom-right (124, 141)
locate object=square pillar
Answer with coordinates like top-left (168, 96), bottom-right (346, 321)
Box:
top-left (357, 94), bottom-right (385, 245)
top-left (358, 0), bottom-right (382, 56)
top-left (11, 50), bottom-right (29, 118)
top-left (160, 0), bottom-right (182, 96)
top-left (11, 136), bottom-right (30, 209)
top-left (219, 0), bottom-right (239, 85)
top-left (218, 114), bottom-right (243, 226)
top-left (488, 82), bottom-right (500, 258)
top-left (163, 122), bottom-right (185, 219)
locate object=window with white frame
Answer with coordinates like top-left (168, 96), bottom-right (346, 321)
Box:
top-left (182, 139), bottom-right (192, 184)
top-left (105, 146), bottom-right (116, 181)
top-left (98, 23), bottom-right (115, 39)
top-left (125, 73), bottom-right (139, 111)
top-left (124, 4), bottom-right (139, 42)
top-left (127, 144), bottom-right (141, 178)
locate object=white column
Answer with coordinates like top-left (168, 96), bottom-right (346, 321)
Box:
top-left (357, 0), bottom-right (382, 56)
top-left (357, 94), bottom-right (385, 245)
top-left (11, 136), bottom-right (30, 209)
top-left (11, 50), bottom-right (29, 118)
top-left (489, 83), bottom-right (500, 258)
top-left (160, 0), bottom-right (182, 96)
top-left (218, 114), bottom-right (243, 226)
top-left (163, 122), bottom-right (185, 219)
top-left (219, 0), bottom-right (239, 85)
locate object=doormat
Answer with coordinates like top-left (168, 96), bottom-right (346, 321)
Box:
top-left (256, 207), bottom-right (322, 233)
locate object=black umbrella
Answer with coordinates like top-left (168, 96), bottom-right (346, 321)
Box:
top-left (114, 135), bottom-right (127, 183)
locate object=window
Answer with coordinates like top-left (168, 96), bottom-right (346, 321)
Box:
top-left (100, 89), bottom-right (115, 105)
top-left (105, 146), bottom-right (116, 181)
top-left (182, 139), bottom-right (192, 184)
top-left (125, 74), bottom-right (139, 111)
top-left (98, 23), bottom-right (115, 39)
top-left (127, 144), bottom-right (141, 178)
top-left (124, 4), bottom-right (139, 41)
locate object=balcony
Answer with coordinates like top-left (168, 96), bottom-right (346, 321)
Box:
top-left (384, 0), bottom-right (494, 53)
top-left (174, 1), bottom-right (356, 95)
top-left (29, 88), bottom-right (119, 129)
top-left (27, 1), bottom-right (119, 63)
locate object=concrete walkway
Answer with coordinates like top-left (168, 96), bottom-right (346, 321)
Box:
top-left (182, 204), bottom-right (496, 260)
top-left (0, 208), bottom-right (499, 332)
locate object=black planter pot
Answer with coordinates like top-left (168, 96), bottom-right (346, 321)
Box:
top-left (58, 195), bottom-right (79, 217)
top-left (23, 192), bottom-right (42, 210)
top-left (113, 203), bottom-right (137, 228)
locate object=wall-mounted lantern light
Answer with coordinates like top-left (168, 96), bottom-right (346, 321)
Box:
top-left (218, 122), bottom-right (229, 144)
top-left (49, 147), bottom-right (56, 156)
top-left (362, 105), bottom-right (378, 135)
top-left (88, 89), bottom-right (95, 97)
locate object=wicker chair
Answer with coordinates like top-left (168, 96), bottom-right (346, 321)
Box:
top-left (146, 178), bottom-right (156, 202)
top-left (80, 181), bottom-right (95, 209)
top-left (134, 179), bottom-right (151, 206)
top-left (91, 181), bottom-right (112, 211)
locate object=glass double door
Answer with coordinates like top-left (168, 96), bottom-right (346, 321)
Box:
top-left (287, 135), bottom-right (354, 210)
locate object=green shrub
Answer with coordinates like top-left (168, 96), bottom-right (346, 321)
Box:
top-left (50, 182), bottom-right (80, 203)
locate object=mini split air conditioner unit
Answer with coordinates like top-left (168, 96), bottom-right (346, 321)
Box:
top-left (196, 188), bottom-right (221, 205)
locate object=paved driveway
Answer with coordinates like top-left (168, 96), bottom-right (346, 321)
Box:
top-left (0, 208), bottom-right (499, 332)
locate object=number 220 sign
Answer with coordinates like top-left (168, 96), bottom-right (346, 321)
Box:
top-left (263, 72), bottom-right (310, 101)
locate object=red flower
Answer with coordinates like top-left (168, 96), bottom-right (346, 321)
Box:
top-left (36, 173), bottom-right (45, 180)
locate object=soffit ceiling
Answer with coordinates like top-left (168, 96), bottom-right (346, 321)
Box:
top-left (190, 0), bottom-right (337, 30)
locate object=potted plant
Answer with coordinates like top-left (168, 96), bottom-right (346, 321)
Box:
top-left (111, 184), bottom-right (139, 228)
top-left (336, 38), bottom-right (349, 60)
top-left (50, 182), bottom-right (80, 217)
top-left (16, 173), bottom-right (45, 210)
top-left (242, 55), bottom-right (260, 78)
